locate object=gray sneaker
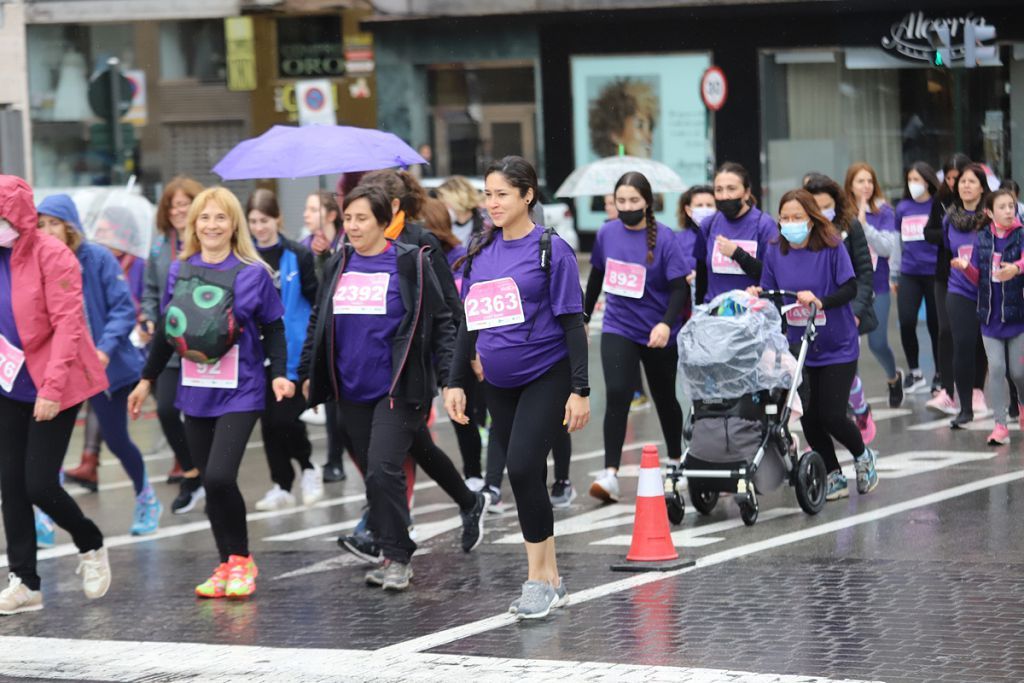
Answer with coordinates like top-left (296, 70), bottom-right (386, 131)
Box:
top-left (513, 580), bottom-right (562, 620)
top-left (549, 480), bottom-right (577, 509)
top-left (509, 579), bottom-right (568, 614)
top-left (381, 561), bottom-right (413, 591)
top-left (854, 448), bottom-right (879, 495)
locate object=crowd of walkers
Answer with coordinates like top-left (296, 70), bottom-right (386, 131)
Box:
top-left (0, 147), bottom-right (1021, 620)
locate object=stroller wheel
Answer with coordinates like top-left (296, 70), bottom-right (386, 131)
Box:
top-left (739, 499), bottom-right (759, 526)
top-left (690, 487), bottom-right (719, 516)
top-left (795, 450), bottom-right (828, 515)
top-left (665, 492), bottom-right (685, 525)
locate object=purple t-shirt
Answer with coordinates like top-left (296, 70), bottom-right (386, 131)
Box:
top-left (333, 245), bottom-right (403, 403)
top-left (696, 206), bottom-right (778, 302)
top-left (591, 220), bottom-right (689, 346)
top-left (163, 253), bottom-right (284, 417)
top-left (971, 230), bottom-right (1024, 339)
top-left (864, 205), bottom-right (896, 294)
top-left (463, 226), bottom-right (583, 388)
top-left (944, 214), bottom-right (979, 301)
top-left (0, 249), bottom-right (37, 403)
top-left (675, 227), bottom-right (698, 278)
top-left (895, 198), bottom-right (937, 277)
top-left (760, 241), bottom-right (859, 367)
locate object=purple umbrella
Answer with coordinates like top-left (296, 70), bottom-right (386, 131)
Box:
top-left (212, 124), bottom-right (427, 181)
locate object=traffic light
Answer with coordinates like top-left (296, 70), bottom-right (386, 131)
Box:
top-left (964, 22), bottom-right (999, 67)
top-left (927, 24), bottom-right (952, 67)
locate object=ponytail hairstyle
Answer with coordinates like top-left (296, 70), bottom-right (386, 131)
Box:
top-left (360, 168), bottom-right (427, 220)
top-left (453, 155), bottom-right (539, 272)
top-left (246, 188), bottom-right (281, 220)
top-left (803, 173), bottom-right (854, 231)
top-left (614, 171), bottom-right (657, 263)
top-left (420, 197), bottom-right (461, 253)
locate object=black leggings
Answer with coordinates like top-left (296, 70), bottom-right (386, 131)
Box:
top-left (601, 332), bottom-right (683, 468)
top-left (324, 398), bottom-right (348, 470)
top-left (156, 365), bottom-right (193, 470)
top-left (947, 292), bottom-right (988, 411)
top-left (0, 397), bottom-right (103, 591)
top-left (260, 371), bottom-right (312, 491)
top-left (897, 274), bottom-right (939, 371)
top-left (484, 421), bottom-right (572, 490)
top-left (452, 371), bottom-right (483, 479)
top-left (796, 359), bottom-right (865, 473)
top-left (184, 411), bottom-right (259, 562)
top-left (486, 359), bottom-right (570, 543)
top-left (339, 398), bottom-right (475, 564)
top-left (934, 280), bottom-right (954, 394)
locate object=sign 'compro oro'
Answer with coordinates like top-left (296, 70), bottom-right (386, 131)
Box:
top-left (882, 11), bottom-right (997, 66)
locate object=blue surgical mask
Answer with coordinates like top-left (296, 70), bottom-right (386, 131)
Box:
top-left (822, 207), bottom-right (836, 222)
top-left (780, 221), bottom-right (810, 245)
top-left (690, 206), bottom-right (716, 227)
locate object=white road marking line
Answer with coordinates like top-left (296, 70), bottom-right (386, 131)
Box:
top-left (0, 636), bottom-right (881, 683)
top-left (789, 407), bottom-right (911, 431)
top-left (909, 415), bottom-right (1020, 432)
top-left (593, 507), bottom-right (802, 548)
top-left (375, 470), bottom-right (1024, 655)
top-left (263, 502), bottom-right (454, 542)
top-left (493, 505), bottom-right (634, 544)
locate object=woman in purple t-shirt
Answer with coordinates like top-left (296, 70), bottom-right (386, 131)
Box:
top-left (756, 189), bottom-right (878, 501)
top-left (942, 164), bottom-right (990, 428)
top-left (583, 171), bottom-right (688, 503)
top-left (300, 185), bottom-right (489, 592)
top-left (894, 162), bottom-right (941, 393)
top-left (446, 156), bottom-right (590, 620)
top-left (129, 187), bottom-right (293, 600)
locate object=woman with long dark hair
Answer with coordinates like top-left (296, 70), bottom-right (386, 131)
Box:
top-left (446, 156), bottom-right (589, 619)
top-left (583, 171), bottom-right (688, 501)
top-left (895, 161), bottom-right (942, 394)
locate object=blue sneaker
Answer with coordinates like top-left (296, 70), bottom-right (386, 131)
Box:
top-left (34, 508), bottom-right (55, 549)
top-left (130, 486), bottom-right (163, 536)
top-left (854, 448), bottom-right (879, 495)
top-left (825, 471), bottom-right (849, 501)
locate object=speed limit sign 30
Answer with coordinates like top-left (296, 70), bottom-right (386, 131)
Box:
top-left (701, 66), bottom-right (728, 111)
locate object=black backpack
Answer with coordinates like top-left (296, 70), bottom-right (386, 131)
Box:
top-left (165, 262), bottom-right (246, 363)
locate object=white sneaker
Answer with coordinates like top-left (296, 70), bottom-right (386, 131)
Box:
top-left (589, 470), bottom-right (620, 503)
top-left (465, 477), bottom-right (485, 493)
top-left (299, 407), bottom-right (327, 425)
top-left (76, 547), bottom-right (111, 600)
top-left (254, 484), bottom-right (297, 511)
top-left (0, 574), bottom-right (43, 615)
top-left (300, 465), bottom-right (325, 506)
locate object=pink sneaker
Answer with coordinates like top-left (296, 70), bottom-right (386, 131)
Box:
top-left (925, 390), bottom-right (957, 415)
top-left (854, 406), bottom-right (876, 444)
top-left (972, 389), bottom-right (989, 415)
top-left (987, 424), bottom-right (1010, 446)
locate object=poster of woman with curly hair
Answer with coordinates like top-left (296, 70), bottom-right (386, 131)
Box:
top-left (572, 53), bottom-right (712, 232)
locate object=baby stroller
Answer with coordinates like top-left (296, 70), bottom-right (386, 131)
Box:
top-left (665, 289), bottom-right (828, 526)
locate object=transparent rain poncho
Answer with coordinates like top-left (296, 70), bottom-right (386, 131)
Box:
top-left (678, 290), bottom-right (799, 401)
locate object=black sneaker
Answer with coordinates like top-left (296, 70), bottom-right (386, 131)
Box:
top-left (460, 491), bottom-right (488, 553)
top-left (322, 463), bottom-right (346, 483)
top-left (338, 531), bottom-right (382, 564)
top-left (171, 477), bottom-right (205, 515)
top-left (930, 373), bottom-right (942, 396)
top-left (888, 370), bottom-right (904, 408)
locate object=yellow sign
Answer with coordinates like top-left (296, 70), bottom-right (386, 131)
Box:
top-left (225, 17), bottom-right (257, 92)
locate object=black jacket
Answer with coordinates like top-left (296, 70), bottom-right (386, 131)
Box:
top-left (842, 219), bottom-right (878, 335)
top-left (398, 220), bottom-right (463, 327)
top-left (298, 240), bottom-right (456, 410)
top-left (924, 198), bottom-right (953, 283)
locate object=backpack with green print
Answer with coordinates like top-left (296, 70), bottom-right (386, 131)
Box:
top-left (164, 263), bottom-right (246, 363)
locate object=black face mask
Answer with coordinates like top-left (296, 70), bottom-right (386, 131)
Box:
top-left (717, 198), bottom-right (745, 220)
top-left (618, 209), bottom-right (645, 226)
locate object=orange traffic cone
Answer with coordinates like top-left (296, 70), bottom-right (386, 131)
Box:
top-left (611, 444), bottom-right (695, 572)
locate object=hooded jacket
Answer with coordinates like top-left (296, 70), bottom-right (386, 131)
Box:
top-left (0, 176), bottom-right (108, 408)
top-left (37, 194), bottom-right (142, 393)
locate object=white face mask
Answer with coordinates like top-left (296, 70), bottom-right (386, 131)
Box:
top-left (908, 181), bottom-right (928, 200)
top-left (690, 206), bottom-right (717, 227)
top-left (0, 219), bottom-right (18, 248)
top-left (822, 207), bottom-right (837, 222)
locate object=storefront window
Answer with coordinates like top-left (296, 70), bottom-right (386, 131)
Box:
top-left (760, 47), bottom-right (1013, 210)
top-left (27, 23), bottom-right (135, 188)
top-left (427, 65), bottom-right (537, 178)
top-left (160, 20), bottom-right (227, 83)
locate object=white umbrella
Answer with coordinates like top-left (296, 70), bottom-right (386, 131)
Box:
top-left (555, 156), bottom-right (688, 197)
top-left (72, 187), bottom-right (155, 259)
